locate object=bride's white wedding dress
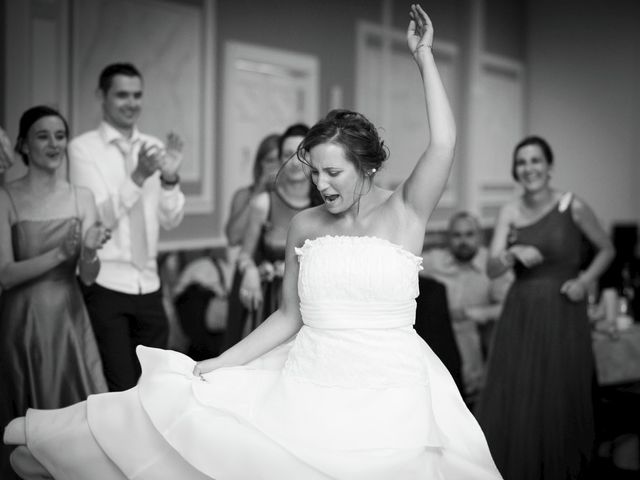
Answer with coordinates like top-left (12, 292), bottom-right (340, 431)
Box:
top-left (8, 235), bottom-right (501, 479)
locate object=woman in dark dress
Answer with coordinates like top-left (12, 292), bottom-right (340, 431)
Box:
top-left (476, 136), bottom-right (614, 479)
top-left (223, 124), bottom-right (321, 349)
top-left (0, 106), bottom-right (110, 478)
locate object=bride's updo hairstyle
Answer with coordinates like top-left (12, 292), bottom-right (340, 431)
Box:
top-left (298, 109), bottom-right (388, 177)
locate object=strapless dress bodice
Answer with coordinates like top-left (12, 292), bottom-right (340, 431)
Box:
top-left (18, 237), bottom-right (503, 480)
top-left (295, 235), bottom-right (423, 330)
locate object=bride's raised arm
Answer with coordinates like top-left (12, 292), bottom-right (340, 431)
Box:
top-left (397, 4), bottom-right (456, 228)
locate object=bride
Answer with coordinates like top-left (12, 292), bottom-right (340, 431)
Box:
top-left (4, 5), bottom-right (502, 479)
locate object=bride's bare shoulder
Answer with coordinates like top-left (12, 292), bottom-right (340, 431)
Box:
top-left (289, 206), bottom-right (331, 246)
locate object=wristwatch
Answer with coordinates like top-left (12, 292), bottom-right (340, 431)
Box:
top-left (160, 173), bottom-right (180, 188)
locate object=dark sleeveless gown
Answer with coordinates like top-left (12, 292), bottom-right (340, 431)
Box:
top-left (476, 197), bottom-right (594, 480)
top-left (223, 189), bottom-right (308, 350)
top-left (0, 187), bottom-right (107, 479)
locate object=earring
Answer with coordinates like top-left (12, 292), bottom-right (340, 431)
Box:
top-left (368, 168), bottom-right (377, 176)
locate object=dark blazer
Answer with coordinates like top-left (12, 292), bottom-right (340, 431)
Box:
top-left (415, 275), bottom-right (464, 394)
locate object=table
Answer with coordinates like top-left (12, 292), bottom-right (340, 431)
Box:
top-left (592, 324), bottom-right (640, 471)
top-left (593, 323), bottom-right (640, 386)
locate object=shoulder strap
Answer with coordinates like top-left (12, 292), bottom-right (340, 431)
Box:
top-left (2, 186), bottom-right (20, 223)
top-left (558, 192), bottom-right (573, 213)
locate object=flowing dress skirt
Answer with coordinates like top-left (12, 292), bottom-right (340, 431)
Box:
top-left (19, 327), bottom-right (501, 480)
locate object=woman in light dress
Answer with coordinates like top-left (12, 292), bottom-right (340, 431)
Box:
top-left (0, 106), bottom-right (110, 479)
top-left (4, 6), bottom-right (502, 479)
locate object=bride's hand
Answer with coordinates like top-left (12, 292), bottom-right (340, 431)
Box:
top-left (193, 356), bottom-right (224, 377)
top-left (407, 4), bottom-right (434, 60)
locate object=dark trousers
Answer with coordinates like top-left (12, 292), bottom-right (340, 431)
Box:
top-left (222, 269), bottom-right (248, 352)
top-left (81, 283), bottom-right (169, 391)
top-left (415, 276), bottom-right (464, 395)
top-left (174, 284), bottom-right (224, 361)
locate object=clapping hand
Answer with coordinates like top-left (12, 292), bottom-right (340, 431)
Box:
top-left (60, 218), bottom-right (82, 259)
top-left (158, 132), bottom-right (184, 179)
top-left (83, 222), bottom-right (111, 251)
top-left (255, 168), bottom-right (277, 194)
top-left (133, 143), bottom-right (162, 185)
top-left (407, 4), bottom-right (434, 60)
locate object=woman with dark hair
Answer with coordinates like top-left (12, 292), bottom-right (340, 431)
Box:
top-left (476, 135), bottom-right (614, 479)
top-left (224, 133), bottom-right (281, 246)
top-left (0, 106), bottom-right (110, 478)
top-left (5, 7), bottom-right (501, 479)
top-left (223, 124), bottom-right (321, 349)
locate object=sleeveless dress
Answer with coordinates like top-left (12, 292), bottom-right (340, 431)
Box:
top-left (0, 186), bottom-right (107, 478)
top-left (16, 236), bottom-right (501, 480)
top-left (475, 196), bottom-right (594, 480)
top-left (224, 189), bottom-right (309, 349)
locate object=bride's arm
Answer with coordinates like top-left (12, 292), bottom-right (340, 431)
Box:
top-left (194, 212), bottom-right (306, 375)
top-left (395, 4), bottom-right (456, 230)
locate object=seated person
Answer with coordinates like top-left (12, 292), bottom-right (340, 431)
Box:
top-left (172, 253), bottom-right (230, 360)
top-left (421, 211), bottom-right (512, 401)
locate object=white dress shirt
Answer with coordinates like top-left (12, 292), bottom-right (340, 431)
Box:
top-left (69, 122), bottom-right (185, 294)
top-left (421, 247), bottom-right (513, 394)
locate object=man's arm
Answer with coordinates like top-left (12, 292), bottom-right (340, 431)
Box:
top-left (69, 138), bottom-right (144, 228)
top-left (157, 183), bottom-right (185, 230)
top-left (156, 133), bottom-right (185, 230)
top-left (464, 269), bottom-right (514, 324)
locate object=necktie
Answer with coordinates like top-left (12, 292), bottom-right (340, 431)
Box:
top-left (114, 138), bottom-right (148, 271)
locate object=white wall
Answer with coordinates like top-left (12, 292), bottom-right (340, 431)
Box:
top-left (527, 0), bottom-right (640, 228)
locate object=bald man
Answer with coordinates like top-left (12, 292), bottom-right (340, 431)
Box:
top-left (421, 212), bottom-right (512, 403)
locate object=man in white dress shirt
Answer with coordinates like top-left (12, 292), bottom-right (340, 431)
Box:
top-left (69, 63), bottom-right (185, 391)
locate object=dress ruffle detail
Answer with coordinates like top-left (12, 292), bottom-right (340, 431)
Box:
top-left (20, 235), bottom-right (501, 480)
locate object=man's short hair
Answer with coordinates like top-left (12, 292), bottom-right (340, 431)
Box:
top-left (98, 63), bottom-right (143, 94)
top-left (447, 211), bottom-right (481, 234)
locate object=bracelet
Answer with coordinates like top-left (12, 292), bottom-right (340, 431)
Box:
top-left (237, 255), bottom-right (256, 274)
top-left (418, 43), bottom-right (433, 50)
top-left (80, 249), bottom-right (99, 264)
top-left (160, 174), bottom-right (180, 187)
top-left (500, 250), bottom-right (515, 267)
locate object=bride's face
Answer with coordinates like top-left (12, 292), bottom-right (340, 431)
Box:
top-left (308, 142), bottom-right (363, 214)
